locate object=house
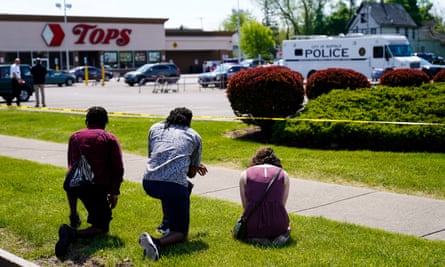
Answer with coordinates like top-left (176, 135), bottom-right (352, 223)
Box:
top-left (346, 1), bottom-right (417, 46)
top-left (346, 1), bottom-right (445, 56)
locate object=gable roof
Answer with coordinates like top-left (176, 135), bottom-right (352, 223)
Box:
top-left (347, 2), bottom-right (417, 29)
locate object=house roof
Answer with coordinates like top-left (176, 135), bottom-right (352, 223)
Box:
top-left (347, 2), bottom-right (417, 29)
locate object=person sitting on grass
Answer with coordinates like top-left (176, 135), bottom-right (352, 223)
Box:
top-left (238, 147), bottom-right (291, 246)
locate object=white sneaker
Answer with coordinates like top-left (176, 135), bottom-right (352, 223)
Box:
top-left (138, 232), bottom-right (159, 261)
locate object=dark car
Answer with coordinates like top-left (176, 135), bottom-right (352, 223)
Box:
top-left (415, 52), bottom-right (445, 65)
top-left (0, 64), bottom-right (34, 102)
top-left (198, 63), bottom-right (248, 88)
top-left (123, 63), bottom-right (180, 86)
top-left (45, 69), bottom-right (75, 86)
top-left (419, 58), bottom-right (445, 78)
top-left (241, 59), bottom-right (267, 68)
top-left (68, 66), bottom-right (113, 83)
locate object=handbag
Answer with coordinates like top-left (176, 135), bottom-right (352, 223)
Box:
top-left (233, 168), bottom-right (282, 240)
top-left (63, 134), bottom-right (95, 191)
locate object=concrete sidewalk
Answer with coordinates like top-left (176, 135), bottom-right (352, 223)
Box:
top-left (1, 134), bottom-right (445, 242)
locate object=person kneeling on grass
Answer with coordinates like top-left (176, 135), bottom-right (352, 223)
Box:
top-left (55, 106), bottom-right (124, 259)
top-left (138, 107), bottom-right (208, 261)
top-left (238, 147), bottom-right (291, 246)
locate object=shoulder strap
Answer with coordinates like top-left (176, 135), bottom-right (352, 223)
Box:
top-left (244, 168), bottom-right (282, 220)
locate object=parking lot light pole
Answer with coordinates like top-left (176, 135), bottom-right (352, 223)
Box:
top-left (56, 0), bottom-right (72, 71)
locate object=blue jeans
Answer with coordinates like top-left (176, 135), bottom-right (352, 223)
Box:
top-left (143, 180), bottom-right (190, 235)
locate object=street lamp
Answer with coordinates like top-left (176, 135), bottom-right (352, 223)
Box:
top-left (56, 0), bottom-right (72, 71)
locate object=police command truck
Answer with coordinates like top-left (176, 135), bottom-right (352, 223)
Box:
top-left (282, 34), bottom-right (421, 79)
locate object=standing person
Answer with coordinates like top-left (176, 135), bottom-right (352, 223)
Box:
top-left (31, 58), bottom-right (48, 107)
top-left (139, 107), bottom-right (208, 261)
top-left (8, 58), bottom-right (22, 106)
top-left (55, 106), bottom-right (124, 259)
top-left (238, 147), bottom-right (291, 246)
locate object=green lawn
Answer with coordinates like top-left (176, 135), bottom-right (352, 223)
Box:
top-left (1, 157), bottom-right (444, 266)
top-left (1, 109), bottom-right (445, 199)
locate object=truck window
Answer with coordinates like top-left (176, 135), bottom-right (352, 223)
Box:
top-left (373, 46), bottom-right (384, 58)
top-left (294, 49), bottom-right (303, 56)
top-left (387, 44), bottom-right (413, 57)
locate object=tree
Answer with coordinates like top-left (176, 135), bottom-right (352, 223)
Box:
top-left (387, 0), bottom-right (434, 25)
top-left (240, 20), bottom-right (276, 60)
top-left (324, 1), bottom-right (352, 35)
top-left (220, 10), bottom-right (255, 31)
top-left (254, 0), bottom-right (329, 37)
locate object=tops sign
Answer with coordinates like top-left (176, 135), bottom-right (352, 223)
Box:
top-left (42, 23), bottom-right (132, 47)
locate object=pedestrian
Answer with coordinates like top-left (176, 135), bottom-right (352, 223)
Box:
top-left (139, 107), bottom-right (208, 261)
top-left (238, 147), bottom-right (291, 246)
top-left (8, 58), bottom-right (22, 106)
top-left (31, 58), bottom-right (48, 107)
top-left (55, 106), bottom-right (124, 259)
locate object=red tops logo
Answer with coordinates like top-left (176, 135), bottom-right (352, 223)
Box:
top-left (42, 23), bottom-right (132, 47)
top-left (73, 24), bottom-right (132, 46)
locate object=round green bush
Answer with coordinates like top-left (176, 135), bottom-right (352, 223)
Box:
top-left (380, 68), bottom-right (430, 87)
top-left (226, 66), bottom-right (305, 133)
top-left (305, 68), bottom-right (371, 100)
top-left (433, 69), bottom-right (445, 83)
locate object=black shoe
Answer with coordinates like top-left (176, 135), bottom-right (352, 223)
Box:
top-left (157, 221), bottom-right (170, 236)
top-left (55, 224), bottom-right (76, 259)
top-left (69, 214), bottom-right (81, 228)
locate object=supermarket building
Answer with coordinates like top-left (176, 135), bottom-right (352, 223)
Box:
top-left (0, 14), bottom-right (235, 73)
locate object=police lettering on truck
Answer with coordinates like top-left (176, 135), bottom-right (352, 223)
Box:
top-left (282, 34), bottom-right (421, 79)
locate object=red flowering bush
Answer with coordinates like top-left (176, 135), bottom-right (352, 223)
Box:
top-left (433, 69), bottom-right (445, 83)
top-left (380, 68), bottom-right (430, 87)
top-left (306, 68), bottom-right (371, 100)
top-left (226, 66), bottom-right (305, 135)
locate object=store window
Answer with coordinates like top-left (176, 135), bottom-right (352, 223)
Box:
top-left (148, 51), bottom-right (161, 63)
top-left (104, 52), bottom-right (118, 69)
top-left (119, 51), bottom-right (133, 68)
top-left (134, 51), bottom-right (147, 67)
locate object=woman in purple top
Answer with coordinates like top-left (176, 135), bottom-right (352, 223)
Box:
top-left (239, 147), bottom-right (290, 245)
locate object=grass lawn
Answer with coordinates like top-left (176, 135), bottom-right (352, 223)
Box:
top-left (1, 109), bottom-right (445, 199)
top-left (1, 157), bottom-right (445, 266)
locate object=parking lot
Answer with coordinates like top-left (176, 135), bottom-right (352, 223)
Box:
top-left (8, 74), bottom-right (237, 119)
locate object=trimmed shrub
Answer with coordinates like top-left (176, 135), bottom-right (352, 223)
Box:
top-left (433, 69), bottom-right (445, 83)
top-left (271, 83), bottom-right (445, 152)
top-left (380, 68), bottom-right (430, 87)
top-left (226, 66), bottom-right (305, 135)
top-left (305, 68), bottom-right (371, 100)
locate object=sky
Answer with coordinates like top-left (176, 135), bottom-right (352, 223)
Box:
top-left (2, 0), bottom-right (444, 30)
top-left (1, 0), bottom-right (263, 31)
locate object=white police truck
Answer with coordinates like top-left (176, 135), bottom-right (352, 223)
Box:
top-left (282, 34), bottom-right (421, 79)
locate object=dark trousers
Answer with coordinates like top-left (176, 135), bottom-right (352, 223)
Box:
top-left (8, 79), bottom-right (21, 105)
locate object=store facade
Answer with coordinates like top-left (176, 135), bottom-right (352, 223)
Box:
top-left (0, 14), bottom-right (234, 74)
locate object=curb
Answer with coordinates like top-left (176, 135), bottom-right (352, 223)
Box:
top-left (0, 249), bottom-right (39, 267)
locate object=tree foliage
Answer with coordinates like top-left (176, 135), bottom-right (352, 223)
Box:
top-left (240, 20), bottom-right (276, 60)
top-left (220, 10), bottom-right (256, 31)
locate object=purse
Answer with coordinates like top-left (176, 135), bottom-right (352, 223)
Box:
top-left (233, 168), bottom-right (282, 240)
top-left (63, 134), bottom-right (95, 191)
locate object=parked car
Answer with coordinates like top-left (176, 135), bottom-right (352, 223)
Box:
top-left (415, 52), bottom-right (445, 65)
top-left (0, 64), bottom-right (34, 102)
top-left (241, 59), bottom-right (267, 68)
top-left (419, 58), bottom-right (445, 78)
top-left (68, 66), bottom-right (113, 83)
top-left (123, 63), bottom-right (181, 86)
top-left (45, 69), bottom-right (75, 86)
top-left (198, 63), bottom-right (248, 88)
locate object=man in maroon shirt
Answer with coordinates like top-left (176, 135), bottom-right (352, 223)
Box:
top-left (55, 106), bottom-right (124, 259)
